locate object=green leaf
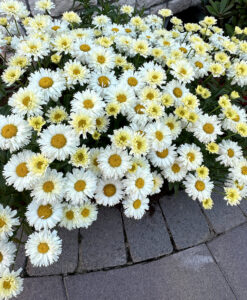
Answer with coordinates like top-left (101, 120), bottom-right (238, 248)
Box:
top-left (220, 0), bottom-right (229, 12)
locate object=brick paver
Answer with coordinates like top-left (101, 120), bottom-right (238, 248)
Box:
top-left (123, 202), bottom-right (173, 262)
top-left (78, 207), bottom-right (127, 271)
top-left (159, 191), bottom-right (211, 249)
top-left (208, 223), bottom-right (247, 300)
top-left (16, 276), bottom-right (67, 300)
top-left (64, 244), bottom-right (234, 300)
top-left (27, 228), bottom-right (78, 276)
top-left (202, 189), bottom-right (246, 234)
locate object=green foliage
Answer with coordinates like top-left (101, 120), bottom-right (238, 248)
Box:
top-left (202, 0), bottom-right (247, 36)
top-left (73, 0), bottom-right (145, 27)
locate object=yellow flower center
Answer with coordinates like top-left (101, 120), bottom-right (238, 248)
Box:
top-left (127, 77), bottom-right (138, 87)
top-left (38, 242), bottom-right (49, 254)
top-left (134, 104), bottom-right (145, 114)
top-left (163, 41), bottom-right (170, 46)
top-left (66, 210), bottom-right (74, 220)
top-left (0, 218), bottom-right (6, 228)
top-left (0, 252), bottom-right (3, 262)
top-left (103, 184), bottom-right (116, 197)
top-left (51, 134), bottom-right (67, 148)
top-left (1, 124), bottom-right (17, 139)
top-left (179, 47), bottom-right (188, 53)
top-left (227, 149), bottom-right (234, 158)
top-left (233, 114), bottom-right (240, 122)
top-left (97, 55), bottom-right (106, 64)
top-left (155, 131), bottom-right (163, 141)
top-left (179, 68), bottom-right (187, 75)
top-left (125, 28), bottom-right (132, 33)
top-left (187, 152), bottom-right (195, 162)
top-left (146, 92), bottom-right (154, 100)
top-left (203, 123), bottom-right (214, 134)
top-left (73, 68), bottom-right (81, 75)
top-left (81, 208), bottom-right (90, 217)
top-left (195, 61), bottom-right (203, 69)
top-left (133, 199), bottom-right (141, 209)
top-left (83, 99), bottom-right (94, 109)
top-left (22, 96), bottom-right (31, 107)
top-left (98, 76), bottom-right (110, 87)
top-left (166, 122), bottom-right (174, 130)
top-left (108, 154), bottom-right (122, 167)
top-left (3, 280), bottom-right (11, 290)
top-left (37, 204), bottom-right (53, 219)
top-left (112, 28), bottom-right (119, 32)
top-left (135, 178), bottom-right (144, 189)
top-left (195, 180), bottom-right (205, 191)
top-left (52, 25), bottom-right (60, 31)
top-left (117, 94), bottom-right (127, 103)
top-left (54, 113), bottom-right (62, 120)
top-left (80, 44), bottom-right (91, 52)
top-left (173, 88), bottom-right (182, 98)
top-left (39, 77), bottom-right (53, 89)
top-left (172, 163), bottom-right (180, 173)
top-left (16, 162), bottom-right (29, 177)
top-left (156, 148), bottom-right (168, 158)
top-left (42, 181), bottom-right (54, 193)
top-left (241, 166), bottom-right (247, 175)
top-left (74, 180), bottom-right (86, 192)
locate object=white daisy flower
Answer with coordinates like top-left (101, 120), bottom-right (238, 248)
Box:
top-left (178, 143), bottom-right (203, 171)
top-left (0, 115), bottom-right (32, 153)
top-left (221, 105), bottom-right (247, 133)
top-left (3, 150), bottom-right (37, 192)
top-left (78, 202), bottom-right (98, 228)
top-left (98, 146), bottom-right (131, 179)
top-left (59, 204), bottom-right (80, 230)
top-left (28, 68), bottom-right (66, 101)
top-left (69, 113), bottom-right (95, 138)
top-left (217, 140), bottom-right (243, 167)
top-left (162, 114), bottom-right (182, 138)
top-left (171, 59), bottom-right (195, 83)
top-left (71, 89), bottom-right (105, 117)
top-left (38, 124), bottom-right (80, 161)
top-left (229, 159), bottom-right (247, 185)
top-left (18, 38), bottom-right (49, 61)
top-left (95, 179), bottom-right (124, 206)
top-left (71, 38), bottom-right (94, 63)
top-left (120, 70), bottom-right (145, 93)
top-left (25, 230), bottom-right (62, 267)
top-left (145, 122), bottom-right (172, 151)
top-left (26, 200), bottom-right (63, 231)
top-left (64, 169), bottom-right (97, 204)
top-left (151, 171), bottom-right (164, 195)
top-left (123, 168), bottom-right (153, 198)
top-left (0, 205), bottom-right (19, 239)
top-left (88, 71), bottom-right (117, 95)
top-left (165, 80), bottom-right (190, 106)
top-left (184, 174), bottom-right (214, 202)
top-left (192, 114), bottom-right (223, 143)
top-left (49, 19), bottom-right (69, 34)
top-left (138, 62), bottom-right (166, 87)
top-left (63, 60), bottom-right (89, 87)
top-left (123, 196), bottom-right (149, 219)
top-left (89, 46), bottom-right (115, 71)
top-left (148, 145), bottom-right (176, 168)
top-left (0, 268), bottom-right (23, 300)
top-left (53, 33), bottom-right (74, 54)
top-left (89, 148), bottom-right (102, 175)
top-left (163, 159), bottom-right (187, 182)
top-left (8, 87), bottom-right (44, 117)
top-left (0, 240), bottom-right (16, 273)
top-left (30, 168), bottom-right (65, 204)
top-left (105, 83), bottom-right (136, 115)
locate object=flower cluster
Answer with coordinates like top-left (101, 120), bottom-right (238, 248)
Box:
top-left (0, 0), bottom-right (247, 298)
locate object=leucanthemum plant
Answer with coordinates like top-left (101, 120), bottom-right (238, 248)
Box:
top-left (0, 0), bottom-right (247, 298)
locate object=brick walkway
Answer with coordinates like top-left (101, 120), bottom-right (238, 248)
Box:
top-left (15, 191), bottom-right (247, 300)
